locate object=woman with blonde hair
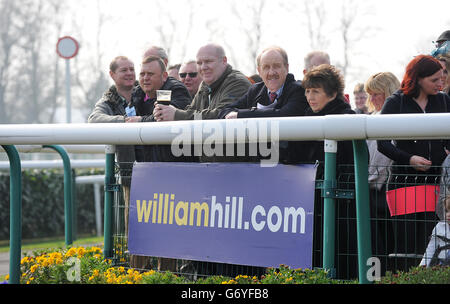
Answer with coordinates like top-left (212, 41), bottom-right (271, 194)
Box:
top-left (364, 72), bottom-right (400, 113)
top-left (364, 71), bottom-right (400, 275)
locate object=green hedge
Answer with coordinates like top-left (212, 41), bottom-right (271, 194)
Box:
top-left (0, 169), bottom-right (104, 240)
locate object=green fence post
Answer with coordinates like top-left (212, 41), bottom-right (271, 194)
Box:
top-left (322, 139), bottom-right (337, 278)
top-left (103, 145), bottom-right (116, 259)
top-left (43, 145), bottom-right (73, 246)
top-left (72, 169), bottom-right (77, 241)
top-left (352, 139), bottom-right (373, 284)
top-left (2, 145), bottom-right (22, 284)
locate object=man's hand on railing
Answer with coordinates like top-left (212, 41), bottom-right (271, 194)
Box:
top-left (125, 116), bottom-right (143, 123)
top-left (225, 111), bottom-right (238, 119)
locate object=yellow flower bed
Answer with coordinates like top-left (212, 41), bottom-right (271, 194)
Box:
top-left (16, 246), bottom-right (185, 284)
top-left (10, 246), bottom-right (348, 284)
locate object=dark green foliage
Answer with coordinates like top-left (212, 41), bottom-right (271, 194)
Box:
top-left (0, 169), bottom-right (104, 240)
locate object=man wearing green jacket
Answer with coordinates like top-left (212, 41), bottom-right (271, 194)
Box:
top-left (152, 43), bottom-right (251, 122)
top-left (151, 44), bottom-right (250, 276)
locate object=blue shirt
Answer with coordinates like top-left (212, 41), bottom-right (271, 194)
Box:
top-left (267, 85), bottom-right (284, 103)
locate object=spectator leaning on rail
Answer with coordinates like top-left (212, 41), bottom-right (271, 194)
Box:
top-left (87, 55), bottom-right (137, 233)
top-left (285, 64), bottom-right (357, 280)
top-left (152, 43), bottom-right (251, 122)
top-left (125, 55), bottom-right (192, 272)
top-left (124, 46), bottom-right (169, 161)
top-left (364, 71), bottom-right (400, 275)
top-left (220, 46), bottom-right (308, 119)
top-left (377, 54), bottom-right (450, 272)
top-left (218, 46), bottom-right (309, 163)
top-left (127, 55), bottom-right (192, 163)
top-left (151, 43), bottom-right (251, 276)
top-left (151, 43), bottom-right (251, 162)
top-left (285, 64), bottom-right (355, 168)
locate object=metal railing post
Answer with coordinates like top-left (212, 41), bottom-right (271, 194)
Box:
top-left (103, 145), bottom-right (116, 258)
top-left (72, 169), bottom-right (77, 241)
top-left (322, 139), bottom-right (337, 278)
top-left (2, 145), bottom-right (22, 284)
top-left (352, 139), bottom-right (373, 284)
top-left (42, 145), bottom-right (73, 246)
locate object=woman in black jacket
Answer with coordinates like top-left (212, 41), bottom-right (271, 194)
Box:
top-left (287, 64), bottom-right (357, 280)
top-left (287, 64), bottom-right (355, 171)
top-left (377, 55), bottom-right (450, 271)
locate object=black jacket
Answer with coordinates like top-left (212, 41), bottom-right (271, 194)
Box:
top-left (135, 76), bottom-right (191, 121)
top-left (377, 90), bottom-right (450, 188)
top-left (284, 97), bottom-right (356, 178)
top-left (214, 74), bottom-right (308, 163)
top-left (218, 73), bottom-right (309, 118)
top-left (286, 97), bottom-right (358, 280)
top-left (132, 77), bottom-right (194, 162)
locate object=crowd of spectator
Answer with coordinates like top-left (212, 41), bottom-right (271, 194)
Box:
top-left (87, 29), bottom-right (450, 279)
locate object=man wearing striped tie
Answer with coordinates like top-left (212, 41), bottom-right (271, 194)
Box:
top-left (219, 46), bottom-right (308, 119)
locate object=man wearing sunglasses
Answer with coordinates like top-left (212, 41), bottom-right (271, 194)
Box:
top-left (179, 60), bottom-right (203, 98)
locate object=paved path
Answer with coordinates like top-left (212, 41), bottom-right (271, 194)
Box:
top-left (0, 252), bottom-right (10, 276)
top-left (0, 250), bottom-right (37, 279)
top-left (0, 251), bottom-right (30, 277)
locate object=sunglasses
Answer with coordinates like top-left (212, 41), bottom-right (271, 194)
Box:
top-left (179, 72), bottom-right (198, 78)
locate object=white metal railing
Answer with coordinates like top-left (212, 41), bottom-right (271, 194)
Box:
top-left (0, 145), bottom-right (105, 153)
top-left (0, 114), bottom-right (449, 146)
top-left (0, 159), bottom-right (105, 170)
top-left (2, 113), bottom-right (450, 284)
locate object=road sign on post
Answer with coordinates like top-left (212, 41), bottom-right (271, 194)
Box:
top-left (56, 36), bottom-right (79, 123)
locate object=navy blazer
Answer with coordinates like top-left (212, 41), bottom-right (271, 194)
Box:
top-left (219, 73), bottom-right (309, 118)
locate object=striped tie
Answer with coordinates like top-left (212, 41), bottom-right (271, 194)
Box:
top-left (269, 92), bottom-right (277, 103)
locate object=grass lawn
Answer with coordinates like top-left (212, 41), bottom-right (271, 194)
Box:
top-left (0, 235), bottom-right (104, 253)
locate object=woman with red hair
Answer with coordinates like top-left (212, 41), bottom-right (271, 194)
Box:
top-left (377, 55), bottom-right (450, 272)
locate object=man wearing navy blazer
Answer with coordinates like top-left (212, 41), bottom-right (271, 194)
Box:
top-left (218, 46), bottom-right (309, 165)
top-left (219, 46), bottom-right (308, 119)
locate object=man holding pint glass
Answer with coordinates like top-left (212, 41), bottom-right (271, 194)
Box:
top-left (126, 55), bottom-right (192, 162)
top-left (127, 55), bottom-right (191, 124)
top-left (125, 55), bottom-right (192, 271)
